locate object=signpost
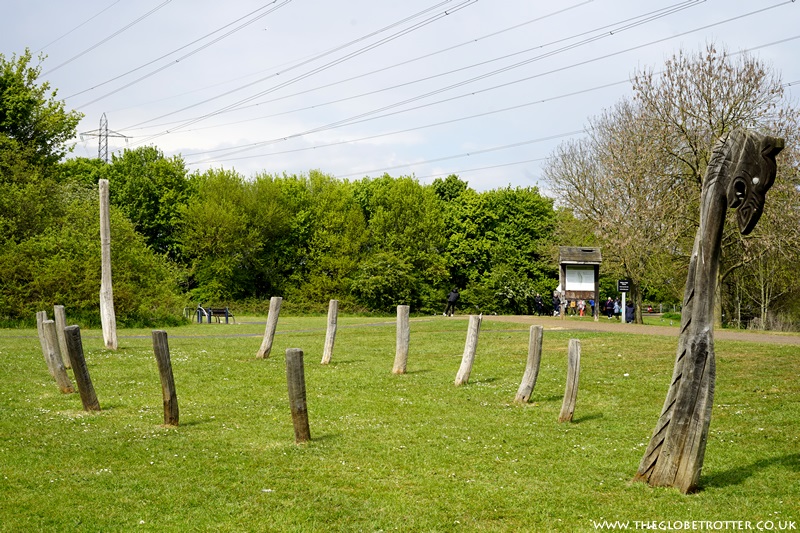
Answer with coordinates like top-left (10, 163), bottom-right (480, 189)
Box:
top-left (618, 280), bottom-right (630, 323)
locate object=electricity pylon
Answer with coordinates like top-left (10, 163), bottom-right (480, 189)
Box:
top-left (79, 113), bottom-right (128, 163)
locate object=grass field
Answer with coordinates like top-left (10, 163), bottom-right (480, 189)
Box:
top-left (1, 315), bottom-right (798, 532)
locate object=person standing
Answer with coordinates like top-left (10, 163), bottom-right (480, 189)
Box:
top-left (444, 288), bottom-right (460, 316)
top-left (552, 293), bottom-right (561, 317)
top-left (534, 294), bottom-right (544, 316)
top-left (605, 297), bottom-right (614, 319)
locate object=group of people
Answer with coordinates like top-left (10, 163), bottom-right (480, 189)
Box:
top-left (445, 288), bottom-right (635, 322)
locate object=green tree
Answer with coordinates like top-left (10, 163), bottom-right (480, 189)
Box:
top-left (0, 50), bottom-right (81, 166)
top-left (106, 147), bottom-right (191, 259)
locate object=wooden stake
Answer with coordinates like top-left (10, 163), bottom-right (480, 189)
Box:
top-left (53, 305), bottom-right (71, 369)
top-left (64, 325), bottom-right (101, 412)
top-left (256, 296), bottom-right (282, 359)
top-left (515, 325), bottom-right (543, 403)
top-left (42, 320), bottom-right (74, 394)
top-left (455, 315), bottom-right (481, 386)
top-left (152, 330), bottom-right (179, 426)
top-left (36, 311), bottom-right (54, 377)
top-left (99, 179), bottom-right (118, 350)
top-left (393, 305), bottom-right (410, 374)
top-left (285, 348), bottom-right (310, 443)
top-left (320, 299), bottom-right (338, 365)
top-left (558, 339), bottom-right (581, 422)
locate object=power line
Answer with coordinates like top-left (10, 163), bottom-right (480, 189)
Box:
top-left (35, 0), bottom-right (123, 53)
top-left (187, 2), bottom-right (791, 164)
top-left (121, 0), bottom-right (479, 135)
top-left (129, 0), bottom-right (692, 135)
top-left (69, 0), bottom-right (293, 106)
top-left (43, 0), bottom-right (173, 76)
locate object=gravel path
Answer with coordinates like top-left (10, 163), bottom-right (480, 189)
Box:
top-left (477, 314), bottom-right (800, 346)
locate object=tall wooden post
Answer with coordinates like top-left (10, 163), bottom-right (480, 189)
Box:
top-left (455, 315), bottom-right (481, 386)
top-left (99, 179), bottom-right (118, 350)
top-left (256, 296), bottom-right (282, 359)
top-left (64, 325), bottom-right (101, 412)
top-left (558, 339), bottom-right (581, 422)
top-left (320, 299), bottom-right (338, 365)
top-left (152, 330), bottom-right (179, 426)
top-left (515, 325), bottom-right (543, 403)
top-left (36, 311), bottom-right (53, 377)
top-left (285, 348), bottom-right (311, 443)
top-left (393, 305), bottom-right (410, 374)
top-left (42, 320), bottom-right (74, 394)
top-left (53, 305), bottom-right (71, 368)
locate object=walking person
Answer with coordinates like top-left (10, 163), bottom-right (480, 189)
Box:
top-left (534, 294), bottom-right (544, 316)
top-left (444, 288), bottom-right (460, 316)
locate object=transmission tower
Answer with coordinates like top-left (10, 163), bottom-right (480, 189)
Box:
top-left (79, 113), bottom-right (128, 163)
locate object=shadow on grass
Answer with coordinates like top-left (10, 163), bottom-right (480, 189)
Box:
top-left (702, 453), bottom-right (800, 489)
top-left (572, 412), bottom-right (604, 424)
top-left (404, 369), bottom-right (432, 375)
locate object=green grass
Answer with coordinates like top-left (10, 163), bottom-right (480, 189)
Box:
top-left (1, 316), bottom-right (798, 531)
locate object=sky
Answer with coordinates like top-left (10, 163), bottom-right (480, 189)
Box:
top-left (2, 0), bottom-right (798, 193)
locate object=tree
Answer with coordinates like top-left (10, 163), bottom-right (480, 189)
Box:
top-left (0, 50), bottom-right (82, 166)
top-left (0, 51), bottom-right (82, 244)
top-left (544, 44), bottom-right (800, 326)
top-left (106, 147), bottom-right (192, 260)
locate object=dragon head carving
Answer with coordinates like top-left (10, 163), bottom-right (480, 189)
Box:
top-left (725, 130), bottom-right (784, 235)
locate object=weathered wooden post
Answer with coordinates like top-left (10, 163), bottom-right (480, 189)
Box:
top-left (64, 325), bottom-right (101, 412)
top-left (42, 320), bottom-right (74, 394)
top-left (99, 179), bottom-right (118, 350)
top-left (515, 325), bottom-right (543, 403)
top-left (53, 305), bottom-right (71, 369)
top-left (152, 330), bottom-right (179, 426)
top-left (320, 299), bottom-right (338, 365)
top-left (635, 130), bottom-right (784, 493)
top-left (36, 311), bottom-right (54, 377)
top-left (393, 305), bottom-right (410, 374)
top-left (454, 314), bottom-right (481, 386)
top-left (285, 348), bottom-right (311, 443)
top-left (256, 296), bottom-right (282, 359)
top-left (558, 339), bottom-right (581, 422)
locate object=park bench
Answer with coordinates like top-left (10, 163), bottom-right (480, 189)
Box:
top-left (196, 306), bottom-right (235, 324)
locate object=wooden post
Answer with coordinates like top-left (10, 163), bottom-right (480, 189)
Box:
top-left (152, 330), bottom-right (179, 426)
top-left (514, 325), bottom-right (543, 403)
top-left (285, 348), bottom-right (311, 443)
top-left (42, 320), bottom-right (74, 394)
top-left (320, 299), bottom-right (338, 365)
top-left (455, 314), bottom-right (481, 386)
top-left (36, 311), bottom-right (54, 377)
top-left (64, 325), bottom-right (101, 412)
top-left (99, 179), bottom-right (118, 350)
top-left (53, 305), bottom-right (71, 368)
top-left (558, 339), bottom-right (581, 422)
top-left (393, 305), bottom-right (410, 374)
top-left (256, 296), bottom-right (282, 359)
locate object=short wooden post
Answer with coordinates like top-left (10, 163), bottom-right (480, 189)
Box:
top-left (42, 320), bottom-right (74, 394)
top-left (256, 296), bottom-right (282, 359)
top-left (36, 311), bottom-right (54, 377)
top-left (320, 299), bottom-right (338, 365)
top-left (64, 326), bottom-right (101, 412)
top-left (455, 314), bottom-right (481, 386)
top-left (152, 330), bottom-right (179, 426)
top-left (515, 325), bottom-right (543, 403)
top-left (285, 348), bottom-right (311, 443)
top-left (393, 305), bottom-right (410, 374)
top-left (558, 339), bottom-right (581, 423)
top-left (53, 305), bottom-right (71, 369)
top-left (99, 179), bottom-right (118, 350)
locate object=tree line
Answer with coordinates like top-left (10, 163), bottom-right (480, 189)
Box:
top-left (2, 46), bottom-right (798, 329)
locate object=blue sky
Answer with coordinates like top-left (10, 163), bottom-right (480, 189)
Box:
top-left (3, 0), bottom-right (798, 192)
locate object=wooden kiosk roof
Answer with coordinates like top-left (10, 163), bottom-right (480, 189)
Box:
top-left (559, 246), bottom-right (602, 265)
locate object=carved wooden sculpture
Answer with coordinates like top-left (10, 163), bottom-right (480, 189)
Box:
top-left (634, 130), bottom-right (783, 493)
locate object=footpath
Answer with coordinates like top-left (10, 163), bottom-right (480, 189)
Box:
top-left (477, 314), bottom-right (800, 346)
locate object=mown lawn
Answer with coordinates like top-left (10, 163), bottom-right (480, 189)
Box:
top-left (1, 315), bottom-right (797, 531)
